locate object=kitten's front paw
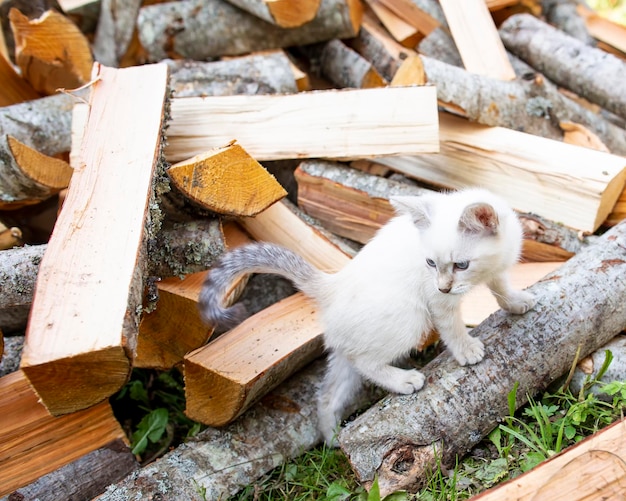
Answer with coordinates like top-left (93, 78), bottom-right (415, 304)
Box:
top-left (454, 337), bottom-right (484, 366)
top-left (501, 290), bottom-right (536, 315)
top-left (393, 369), bottom-right (425, 394)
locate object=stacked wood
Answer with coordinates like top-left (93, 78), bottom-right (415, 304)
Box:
top-left (20, 63), bottom-right (169, 416)
top-left (225, 0), bottom-right (322, 28)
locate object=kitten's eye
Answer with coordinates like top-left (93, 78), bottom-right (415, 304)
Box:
top-left (426, 258), bottom-right (436, 268)
top-left (454, 261), bottom-right (469, 270)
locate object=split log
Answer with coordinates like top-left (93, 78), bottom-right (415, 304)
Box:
top-left (0, 370), bottom-right (130, 496)
top-left (0, 244), bottom-right (45, 334)
top-left (0, 93), bottom-right (73, 205)
top-left (167, 142), bottom-right (287, 217)
top-left (364, 0), bottom-right (422, 48)
top-left (165, 86), bottom-right (439, 163)
top-left (225, 0), bottom-right (321, 28)
top-left (375, 112), bottom-right (626, 232)
top-left (338, 220), bottom-right (626, 496)
top-left (606, 191), bottom-right (626, 227)
top-left (0, 52), bottom-right (40, 106)
top-left (437, 0), bottom-right (515, 80)
top-left (474, 418), bottom-right (626, 501)
top-left (137, 0), bottom-right (362, 61)
top-left (499, 13), bottom-right (626, 121)
top-left (354, 20), bottom-right (626, 155)
top-left (92, 0), bottom-right (141, 67)
top-left (375, 0), bottom-right (441, 35)
top-left (166, 51), bottom-right (300, 97)
top-left (318, 38), bottom-right (386, 88)
top-left (20, 62), bottom-right (169, 416)
top-left (9, 8), bottom-right (93, 95)
top-left (184, 200), bottom-right (351, 426)
top-left (296, 159), bottom-right (588, 260)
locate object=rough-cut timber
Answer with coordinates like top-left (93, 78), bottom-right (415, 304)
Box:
top-left (437, 0), bottom-right (515, 80)
top-left (0, 244), bottom-right (45, 334)
top-left (9, 8), bottom-right (93, 95)
top-left (339, 221), bottom-right (626, 496)
top-left (166, 51), bottom-right (300, 97)
top-left (0, 93), bottom-right (73, 205)
top-left (167, 142), bottom-right (287, 217)
top-left (0, 370), bottom-right (129, 496)
top-left (166, 86), bottom-right (439, 162)
top-left (137, 0), bottom-right (362, 61)
top-left (499, 13), bottom-right (626, 121)
top-left (225, 0), bottom-right (321, 27)
top-left (20, 63), bottom-right (169, 416)
top-left (375, 112), bottom-right (626, 232)
top-left (474, 418), bottom-right (626, 501)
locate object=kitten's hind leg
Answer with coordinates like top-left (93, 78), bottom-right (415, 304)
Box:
top-left (317, 352), bottom-right (364, 447)
top-left (487, 273), bottom-right (536, 314)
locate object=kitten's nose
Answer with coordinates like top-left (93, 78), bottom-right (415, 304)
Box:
top-left (438, 287), bottom-right (451, 293)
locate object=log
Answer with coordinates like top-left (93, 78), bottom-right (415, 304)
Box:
top-left (0, 52), bottom-right (40, 106)
top-left (364, 0), bottom-right (422, 48)
top-left (375, 0), bottom-right (441, 35)
top-left (542, 0), bottom-right (595, 46)
top-left (167, 142), bottom-right (287, 217)
top-left (165, 86), bottom-right (439, 163)
top-left (92, 0), bottom-right (141, 67)
top-left (319, 38), bottom-right (386, 88)
top-left (295, 159), bottom-right (588, 260)
top-left (354, 20), bottom-right (626, 155)
top-left (473, 418), bottom-right (626, 501)
top-left (20, 63), bottom-right (169, 416)
top-left (437, 0), bottom-right (515, 80)
top-left (9, 7), bottom-right (93, 95)
top-left (1, 440), bottom-right (137, 501)
top-left (137, 0), bottom-right (362, 61)
top-left (338, 220), bottom-right (626, 496)
top-left (0, 370), bottom-right (130, 496)
top-left (0, 244), bottom-right (45, 334)
top-left (374, 112), bottom-right (626, 232)
top-left (0, 335), bottom-right (23, 377)
top-left (166, 50), bottom-right (300, 97)
top-left (578, 3), bottom-right (626, 55)
top-left (499, 13), bottom-right (626, 121)
top-left (225, 0), bottom-right (321, 28)
top-left (0, 93), bottom-right (74, 206)
top-left (184, 200), bottom-right (351, 426)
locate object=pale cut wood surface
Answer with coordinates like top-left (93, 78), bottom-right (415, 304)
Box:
top-left (225, 0), bottom-right (321, 27)
top-left (376, 0), bottom-right (440, 35)
top-left (376, 112), bottom-right (626, 232)
top-left (365, 0), bottom-right (421, 47)
top-left (438, 0), bottom-right (515, 80)
top-left (165, 86), bottom-right (439, 162)
top-left (473, 418), bottom-right (626, 501)
top-left (0, 370), bottom-right (127, 496)
top-left (20, 63), bottom-right (169, 415)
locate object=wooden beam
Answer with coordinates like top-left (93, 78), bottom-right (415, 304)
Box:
top-left (0, 370), bottom-right (129, 496)
top-left (20, 62), bottom-right (169, 415)
top-left (375, 112), bottom-right (626, 232)
top-left (165, 86), bottom-right (439, 162)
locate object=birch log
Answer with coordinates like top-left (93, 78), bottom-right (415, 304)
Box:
top-left (92, 0), bottom-right (141, 66)
top-left (339, 221), bottom-right (626, 496)
top-left (499, 13), bottom-right (626, 121)
top-left (224, 0), bottom-right (321, 27)
top-left (137, 0), bottom-right (362, 61)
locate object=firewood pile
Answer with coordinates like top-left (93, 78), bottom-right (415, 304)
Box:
top-left (1, 0), bottom-right (626, 499)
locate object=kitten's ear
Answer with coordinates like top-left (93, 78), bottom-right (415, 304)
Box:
top-left (390, 196), bottom-right (431, 228)
top-left (459, 203), bottom-right (499, 236)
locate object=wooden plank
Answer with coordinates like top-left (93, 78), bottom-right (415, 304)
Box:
top-left (438, 0), bottom-right (515, 80)
top-left (165, 86), bottom-right (439, 162)
top-left (375, 112), bottom-right (626, 232)
top-left (184, 202), bottom-right (351, 426)
top-left (473, 418), bottom-right (626, 501)
top-left (0, 370), bottom-right (129, 496)
top-left (20, 62), bottom-right (169, 415)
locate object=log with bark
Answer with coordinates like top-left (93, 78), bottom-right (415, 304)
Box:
top-left (165, 86), bottom-right (439, 163)
top-left (364, 0), bottom-right (422, 48)
top-left (499, 13), bottom-right (626, 121)
top-left (92, 0), bottom-right (141, 67)
top-left (137, 0), bottom-right (362, 61)
top-left (0, 51), bottom-right (40, 106)
top-left (542, 0), bottom-right (595, 45)
top-left (338, 220), bottom-right (626, 496)
top-left (20, 62), bottom-right (169, 416)
top-left (225, 0), bottom-right (322, 28)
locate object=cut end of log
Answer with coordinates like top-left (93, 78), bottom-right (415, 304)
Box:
top-left (8, 135), bottom-right (73, 188)
top-left (267, 0), bottom-right (322, 28)
top-left (168, 143), bottom-right (287, 217)
top-left (21, 346), bottom-right (130, 415)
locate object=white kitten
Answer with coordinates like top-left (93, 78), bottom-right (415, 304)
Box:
top-left (198, 189), bottom-right (535, 445)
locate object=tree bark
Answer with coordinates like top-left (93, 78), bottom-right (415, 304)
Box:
top-left (542, 0), bottom-right (596, 45)
top-left (225, 0), bottom-right (322, 28)
top-left (92, 0), bottom-right (142, 67)
top-left (0, 244), bottom-right (45, 334)
top-left (499, 13), bottom-right (626, 121)
top-left (338, 220), bottom-right (626, 496)
top-left (137, 0), bottom-right (362, 61)
top-left (319, 38), bottom-right (386, 88)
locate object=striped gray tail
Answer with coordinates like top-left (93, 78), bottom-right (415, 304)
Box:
top-left (198, 242), bottom-right (321, 328)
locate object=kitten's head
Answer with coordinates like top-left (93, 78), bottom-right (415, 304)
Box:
top-left (391, 192), bottom-right (511, 295)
